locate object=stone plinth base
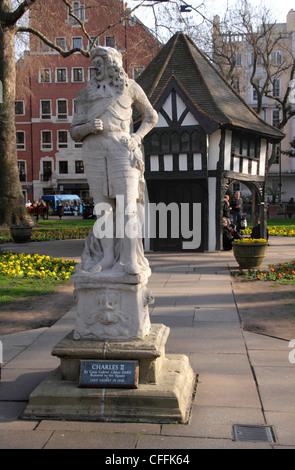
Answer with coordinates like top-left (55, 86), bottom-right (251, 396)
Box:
top-left (71, 270), bottom-right (153, 341)
top-left (23, 325), bottom-right (196, 424)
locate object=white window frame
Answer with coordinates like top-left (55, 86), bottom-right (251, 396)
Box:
top-left (39, 67), bottom-right (51, 84)
top-left (41, 130), bottom-right (53, 151)
top-left (71, 67), bottom-right (84, 83)
top-left (104, 35), bottom-right (116, 48)
top-left (271, 51), bottom-right (283, 66)
top-left (88, 67), bottom-right (96, 81)
top-left (56, 99), bottom-right (68, 119)
top-left (272, 109), bottom-right (280, 127)
top-left (16, 131), bottom-right (26, 151)
top-left (73, 1), bottom-right (85, 21)
top-left (15, 100), bottom-right (25, 116)
top-left (72, 37), bottom-right (83, 49)
top-left (55, 67), bottom-right (68, 83)
top-left (57, 130), bottom-right (68, 149)
top-left (236, 52), bottom-right (242, 66)
top-left (40, 100), bottom-right (52, 119)
top-left (17, 160), bottom-right (27, 180)
top-left (273, 78), bottom-right (281, 97)
top-left (89, 36), bottom-right (99, 49)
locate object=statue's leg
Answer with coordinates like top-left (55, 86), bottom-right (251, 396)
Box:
top-left (91, 199), bottom-right (116, 272)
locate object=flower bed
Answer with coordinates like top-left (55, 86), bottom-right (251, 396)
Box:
top-left (232, 260), bottom-right (295, 281)
top-left (0, 251), bottom-right (76, 280)
top-left (241, 226), bottom-right (295, 237)
top-left (0, 228), bottom-right (90, 243)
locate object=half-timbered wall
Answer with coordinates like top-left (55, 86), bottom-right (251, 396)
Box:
top-left (143, 87), bottom-right (208, 251)
top-left (223, 130), bottom-right (267, 178)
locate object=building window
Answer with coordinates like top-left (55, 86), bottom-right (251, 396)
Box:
top-left (59, 161), bottom-right (68, 174)
top-left (39, 68), bottom-right (51, 83)
top-left (15, 101), bottom-right (25, 115)
top-left (231, 133), bottom-right (259, 159)
top-left (55, 37), bottom-right (67, 50)
top-left (105, 35), bottom-right (116, 48)
top-left (132, 66), bottom-right (144, 80)
top-left (17, 161), bottom-right (26, 182)
top-left (16, 131), bottom-right (25, 150)
top-left (88, 67), bottom-right (96, 80)
top-left (72, 1), bottom-right (85, 22)
top-left (72, 67), bottom-right (84, 82)
top-left (271, 51), bottom-right (282, 66)
top-left (57, 130), bottom-right (68, 149)
top-left (89, 37), bottom-right (99, 49)
top-left (74, 141), bottom-right (83, 148)
top-left (75, 160), bottom-right (84, 173)
top-left (272, 109), bottom-right (280, 127)
top-left (236, 52), bottom-right (242, 66)
top-left (252, 86), bottom-right (258, 101)
top-left (72, 37), bottom-right (83, 49)
top-left (56, 68), bottom-right (68, 83)
top-left (273, 78), bottom-right (280, 97)
top-left (232, 79), bottom-right (240, 92)
top-left (41, 131), bottom-right (53, 150)
top-left (41, 100), bottom-right (51, 119)
top-left (42, 161), bottom-right (52, 181)
top-left (57, 99), bottom-right (68, 119)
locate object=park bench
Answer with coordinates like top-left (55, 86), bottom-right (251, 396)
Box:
top-left (26, 205), bottom-right (49, 220)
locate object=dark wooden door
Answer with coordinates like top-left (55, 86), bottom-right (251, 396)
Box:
top-left (147, 179), bottom-right (206, 252)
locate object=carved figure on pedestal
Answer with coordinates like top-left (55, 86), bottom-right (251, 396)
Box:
top-left (70, 46), bottom-right (158, 276)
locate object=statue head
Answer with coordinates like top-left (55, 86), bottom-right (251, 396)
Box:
top-left (90, 46), bottom-right (128, 89)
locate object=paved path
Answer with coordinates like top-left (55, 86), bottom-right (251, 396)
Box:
top-left (0, 237), bottom-right (295, 450)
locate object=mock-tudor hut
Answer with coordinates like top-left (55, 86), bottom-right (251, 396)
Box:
top-left (136, 32), bottom-right (284, 252)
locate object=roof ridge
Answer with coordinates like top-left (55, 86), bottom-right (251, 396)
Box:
top-left (147, 33), bottom-right (179, 99)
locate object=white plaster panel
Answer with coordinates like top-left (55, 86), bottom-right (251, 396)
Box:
top-left (179, 154), bottom-right (187, 171)
top-left (150, 155), bottom-right (159, 171)
top-left (193, 153), bottom-right (202, 170)
top-left (242, 158), bottom-right (249, 174)
top-left (233, 157), bottom-right (240, 172)
top-left (208, 177), bottom-right (216, 252)
top-left (259, 139), bottom-right (267, 176)
top-left (208, 130), bottom-right (221, 171)
top-left (164, 154), bottom-right (173, 171)
top-left (224, 130), bottom-right (232, 170)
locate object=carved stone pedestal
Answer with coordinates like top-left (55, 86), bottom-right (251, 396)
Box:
top-left (72, 270), bottom-right (153, 341)
top-left (23, 325), bottom-right (196, 424)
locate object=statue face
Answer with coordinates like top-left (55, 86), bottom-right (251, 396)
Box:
top-left (93, 56), bottom-right (105, 81)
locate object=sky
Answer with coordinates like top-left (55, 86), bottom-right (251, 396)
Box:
top-left (127, 0), bottom-right (295, 27)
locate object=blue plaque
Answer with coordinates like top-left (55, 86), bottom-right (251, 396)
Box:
top-left (79, 360), bottom-right (139, 388)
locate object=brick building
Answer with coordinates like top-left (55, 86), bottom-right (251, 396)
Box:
top-left (15, 0), bottom-right (161, 203)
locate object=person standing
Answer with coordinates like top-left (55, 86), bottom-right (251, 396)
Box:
top-left (231, 191), bottom-right (243, 232)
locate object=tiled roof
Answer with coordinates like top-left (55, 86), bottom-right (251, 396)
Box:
top-left (137, 32), bottom-right (284, 141)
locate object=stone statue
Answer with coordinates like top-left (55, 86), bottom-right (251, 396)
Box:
top-left (70, 46), bottom-right (158, 276)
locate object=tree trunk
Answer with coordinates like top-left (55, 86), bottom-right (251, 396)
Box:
top-left (0, 0), bottom-right (33, 227)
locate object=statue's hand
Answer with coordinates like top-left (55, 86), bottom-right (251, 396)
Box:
top-left (92, 118), bottom-right (103, 133)
top-left (130, 133), bottom-right (142, 151)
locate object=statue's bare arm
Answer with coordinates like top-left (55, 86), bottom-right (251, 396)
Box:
top-left (130, 81), bottom-right (158, 144)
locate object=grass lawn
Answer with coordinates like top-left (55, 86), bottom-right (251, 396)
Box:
top-left (0, 276), bottom-right (69, 303)
top-left (35, 218), bottom-right (95, 231)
